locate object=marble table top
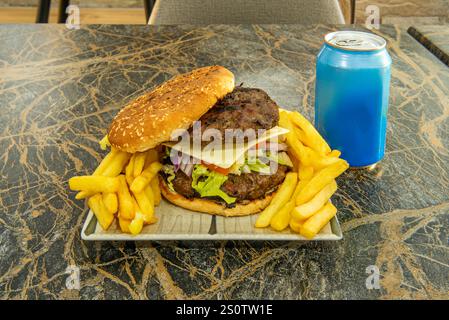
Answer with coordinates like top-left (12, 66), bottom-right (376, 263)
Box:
top-left (0, 25), bottom-right (448, 300)
top-left (408, 25), bottom-right (449, 66)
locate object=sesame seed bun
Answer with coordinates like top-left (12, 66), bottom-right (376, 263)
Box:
top-left (108, 66), bottom-right (235, 153)
top-left (159, 178), bottom-right (275, 217)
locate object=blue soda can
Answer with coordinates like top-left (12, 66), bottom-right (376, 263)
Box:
top-left (315, 31), bottom-right (392, 167)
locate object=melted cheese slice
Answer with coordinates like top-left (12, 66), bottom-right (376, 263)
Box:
top-left (164, 126), bottom-right (289, 168)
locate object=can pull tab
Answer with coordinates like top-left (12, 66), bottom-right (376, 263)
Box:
top-left (335, 39), bottom-right (364, 47)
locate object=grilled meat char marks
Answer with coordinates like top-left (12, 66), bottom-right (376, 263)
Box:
top-left (170, 87), bottom-right (287, 203)
top-left (171, 165), bottom-right (288, 203)
top-left (192, 87), bottom-right (280, 137)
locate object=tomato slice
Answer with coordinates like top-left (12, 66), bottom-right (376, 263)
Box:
top-left (201, 161), bottom-right (230, 175)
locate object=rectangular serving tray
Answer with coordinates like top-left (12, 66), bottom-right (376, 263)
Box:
top-left (81, 199), bottom-right (343, 241)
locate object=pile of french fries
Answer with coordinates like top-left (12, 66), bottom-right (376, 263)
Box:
top-left (255, 109), bottom-right (349, 239)
top-left (68, 137), bottom-right (162, 235)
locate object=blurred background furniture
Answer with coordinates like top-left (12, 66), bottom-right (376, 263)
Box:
top-left (36, 0), bottom-right (50, 23)
top-left (36, 0), bottom-right (156, 23)
top-left (1, 0), bottom-right (447, 25)
top-left (149, 0), bottom-right (345, 24)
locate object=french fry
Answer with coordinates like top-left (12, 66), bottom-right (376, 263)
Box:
top-left (270, 178), bottom-right (309, 231)
top-left (289, 111), bottom-right (331, 155)
top-left (133, 189), bottom-right (154, 223)
top-left (329, 150), bottom-right (341, 158)
top-left (129, 211), bottom-right (144, 235)
top-left (88, 194), bottom-right (114, 230)
top-left (300, 201), bottom-right (337, 239)
top-left (102, 192), bottom-right (118, 214)
top-left (144, 149), bottom-right (159, 168)
top-left (101, 151), bottom-right (131, 176)
top-left (312, 153), bottom-right (341, 170)
top-left (298, 165), bottom-right (314, 181)
top-left (75, 151), bottom-right (130, 199)
top-left (93, 148), bottom-right (119, 175)
top-left (296, 160), bottom-right (348, 205)
top-left (117, 175), bottom-right (135, 220)
top-left (118, 215), bottom-right (131, 233)
top-left (151, 176), bottom-right (161, 206)
top-left (292, 180), bottom-right (337, 221)
top-left (279, 111), bottom-right (308, 165)
top-left (99, 135), bottom-right (110, 150)
top-left (75, 149), bottom-right (118, 199)
top-left (289, 218), bottom-right (304, 233)
top-left (292, 177), bottom-right (308, 200)
top-left (130, 162), bottom-right (163, 194)
top-left (288, 150), bottom-right (300, 172)
top-left (69, 176), bottom-right (119, 193)
top-left (133, 152), bottom-right (147, 178)
top-left (282, 118), bottom-right (316, 166)
top-left (255, 172), bottom-right (297, 228)
top-left (126, 153), bottom-right (136, 185)
top-left (144, 185), bottom-right (154, 205)
top-left (270, 199), bottom-right (295, 231)
top-left (144, 215), bottom-right (158, 225)
top-left (294, 127), bottom-right (307, 144)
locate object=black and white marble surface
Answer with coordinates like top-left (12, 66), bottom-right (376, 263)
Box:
top-left (0, 24), bottom-right (448, 299)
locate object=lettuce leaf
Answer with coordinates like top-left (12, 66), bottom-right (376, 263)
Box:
top-left (245, 158), bottom-right (272, 174)
top-left (266, 151), bottom-right (293, 167)
top-left (162, 165), bottom-right (176, 192)
top-left (191, 165), bottom-right (236, 204)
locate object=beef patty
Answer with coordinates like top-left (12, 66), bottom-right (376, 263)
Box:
top-left (168, 86), bottom-right (286, 203)
top-left (171, 165), bottom-right (289, 203)
top-left (192, 87), bottom-right (279, 138)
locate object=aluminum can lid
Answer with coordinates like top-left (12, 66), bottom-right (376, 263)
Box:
top-left (324, 31), bottom-right (386, 51)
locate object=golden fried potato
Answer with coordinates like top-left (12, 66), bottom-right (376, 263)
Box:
top-left (289, 111), bottom-right (331, 155)
top-left (99, 135), bottom-right (111, 150)
top-left (126, 153), bottom-right (136, 185)
top-left (279, 111), bottom-right (305, 164)
top-left (117, 175), bottom-right (135, 220)
top-left (118, 215), bottom-right (131, 233)
top-left (133, 152), bottom-right (147, 178)
top-left (312, 153), bottom-right (342, 170)
top-left (255, 172), bottom-right (297, 228)
top-left (94, 149), bottom-right (118, 175)
top-left (102, 192), bottom-right (118, 214)
top-left (300, 201), bottom-right (337, 239)
top-left (88, 194), bottom-right (114, 230)
top-left (76, 151), bottom-right (130, 199)
top-left (296, 160), bottom-right (348, 205)
top-left (298, 165), bottom-right (314, 181)
top-left (289, 218), bottom-right (304, 233)
top-left (292, 180), bottom-right (337, 221)
top-left (69, 176), bottom-right (119, 193)
top-left (94, 150), bottom-right (130, 178)
top-left (270, 199), bottom-right (295, 231)
top-left (129, 211), bottom-right (144, 235)
top-left (329, 150), bottom-right (341, 158)
top-left (133, 189), bottom-right (154, 223)
top-left (130, 162), bottom-right (163, 194)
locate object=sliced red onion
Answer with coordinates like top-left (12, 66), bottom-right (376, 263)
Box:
top-left (178, 154), bottom-right (195, 176)
top-left (172, 152), bottom-right (181, 172)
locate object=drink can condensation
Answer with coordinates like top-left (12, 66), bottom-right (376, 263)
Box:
top-left (315, 31), bottom-right (392, 168)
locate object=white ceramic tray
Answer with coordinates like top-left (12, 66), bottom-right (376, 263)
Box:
top-left (81, 199), bottom-right (343, 241)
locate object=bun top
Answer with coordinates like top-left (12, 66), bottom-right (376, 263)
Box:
top-left (108, 66), bottom-right (235, 153)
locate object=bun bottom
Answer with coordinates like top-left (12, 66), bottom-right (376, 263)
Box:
top-left (159, 177), bottom-right (275, 217)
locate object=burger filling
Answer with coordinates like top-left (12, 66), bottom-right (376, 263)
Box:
top-left (160, 87), bottom-right (293, 207)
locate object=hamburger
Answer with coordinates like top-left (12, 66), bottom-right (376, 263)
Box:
top-left (108, 66), bottom-right (293, 217)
